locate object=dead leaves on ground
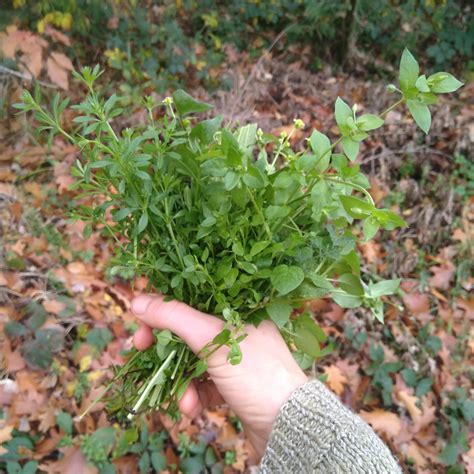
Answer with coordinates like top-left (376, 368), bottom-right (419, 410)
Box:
top-left (0, 25), bottom-right (73, 89)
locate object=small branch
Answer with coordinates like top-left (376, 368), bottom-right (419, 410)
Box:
top-left (0, 65), bottom-right (59, 89)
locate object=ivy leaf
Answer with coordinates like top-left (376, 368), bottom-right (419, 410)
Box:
top-left (407, 100), bottom-right (431, 134)
top-left (56, 410), bottom-right (73, 435)
top-left (265, 301), bottom-right (293, 328)
top-left (427, 72), bottom-right (464, 94)
top-left (172, 89), bottom-right (212, 116)
top-left (399, 48), bottom-right (419, 91)
top-left (271, 265), bottom-right (305, 295)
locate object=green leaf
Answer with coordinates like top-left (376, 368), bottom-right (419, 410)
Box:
top-left (228, 342), bottom-right (242, 365)
top-left (332, 292), bottom-right (363, 308)
top-left (363, 216), bottom-right (380, 241)
top-left (212, 328), bottom-right (231, 345)
top-left (138, 212), bottom-right (148, 233)
top-left (190, 116), bottom-right (223, 145)
top-left (335, 97), bottom-right (353, 133)
top-left (112, 207), bottom-right (134, 222)
top-left (295, 154), bottom-right (317, 173)
top-left (224, 171), bottom-right (239, 190)
top-left (151, 452), bottom-right (167, 471)
top-left (193, 360), bottom-right (208, 377)
top-left (401, 368), bottom-right (418, 387)
top-left (373, 208), bottom-right (407, 228)
top-left (399, 48), bottom-right (419, 91)
top-left (271, 265), bottom-right (305, 295)
top-left (56, 410), bottom-right (73, 435)
top-left (309, 274), bottom-right (334, 291)
top-left (338, 273), bottom-right (364, 296)
top-left (237, 123), bottom-right (258, 152)
top-left (264, 205), bottom-right (290, 221)
top-left (298, 313), bottom-right (327, 342)
top-left (5, 321), bottom-right (28, 338)
top-left (266, 301), bottom-right (293, 328)
top-left (427, 72), bottom-right (464, 94)
top-left (172, 89), bottom-right (212, 116)
top-left (293, 324), bottom-right (320, 358)
top-left (357, 114), bottom-right (384, 132)
top-left (86, 327), bottom-right (113, 352)
top-left (340, 195), bottom-right (375, 219)
top-left (368, 279), bottom-right (400, 297)
top-left (242, 165), bottom-right (266, 188)
top-left (156, 329), bottom-right (172, 347)
top-left (309, 130), bottom-right (331, 158)
top-left (342, 137), bottom-right (359, 161)
top-left (249, 241), bottom-right (270, 257)
top-left (415, 378), bottom-right (433, 398)
top-left (407, 99), bottom-right (431, 134)
top-left (415, 75), bottom-right (430, 93)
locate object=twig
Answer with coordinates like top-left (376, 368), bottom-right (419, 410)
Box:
top-left (362, 145), bottom-right (452, 165)
top-left (0, 65), bottom-right (59, 89)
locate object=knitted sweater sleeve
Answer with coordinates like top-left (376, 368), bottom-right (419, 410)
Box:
top-left (260, 380), bottom-right (402, 473)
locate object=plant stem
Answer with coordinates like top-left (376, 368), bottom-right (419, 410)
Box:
top-left (247, 188), bottom-right (272, 239)
top-left (380, 98), bottom-right (404, 118)
top-left (127, 349), bottom-right (177, 420)
top-left (324, 176), bottom-right (375, 206)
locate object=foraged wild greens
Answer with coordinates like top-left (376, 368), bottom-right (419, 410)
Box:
top-left (16, 49), bottom-right (463, 420)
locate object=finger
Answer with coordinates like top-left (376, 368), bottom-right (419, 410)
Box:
top-left (178, 381), bottom-right (202, 419)
top-left (131, 294), bottom-right (224, 353)
top-left (133, 322), bottom-right (154, 351)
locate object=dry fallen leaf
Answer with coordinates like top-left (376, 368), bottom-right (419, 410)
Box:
top-left (0, 425), bottom-right (14, 444)
top-left (46, 52), bottom-right (74, 90)
top-left (40, 446), bottom-right (98, 474)
top-left (360, 409), bottom-right (402, 439)
top-left (324, 365), bottom-right (348, 395)
top-left (429, 262), bottom-right (455, 290)
top-left (405, 441), bottom-right (429, 468)
top-left (396, 390), bottom-right (422, 423)
top-left (403, 293), bottom-right (430, 315)
top-left (42, 299), bottom-right (66, 315)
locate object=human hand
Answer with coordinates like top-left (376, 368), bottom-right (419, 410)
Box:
top-left (131, 294), bottom-right (308, 458)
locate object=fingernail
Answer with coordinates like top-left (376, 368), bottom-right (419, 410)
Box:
top-left (132, 295), bottom-right (151, 315)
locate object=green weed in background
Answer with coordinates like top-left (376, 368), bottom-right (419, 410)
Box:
top-left (2, 0), bottom-right (472, 92)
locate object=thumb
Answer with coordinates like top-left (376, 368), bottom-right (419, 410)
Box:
top-left (131, 294), bottom-right (224, 353)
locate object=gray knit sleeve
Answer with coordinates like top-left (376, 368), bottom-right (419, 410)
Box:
top-left (260, 379), bottom-right (402, 473)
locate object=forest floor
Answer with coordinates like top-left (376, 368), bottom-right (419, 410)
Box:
top-left (1, 50), bottom-right (473, 473)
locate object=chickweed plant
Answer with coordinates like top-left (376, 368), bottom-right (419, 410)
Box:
top-left (15, 49), bottom-right (462, 421)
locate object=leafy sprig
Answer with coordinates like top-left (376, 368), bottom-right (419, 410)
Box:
top-left (14, 49), bottom-right (462, 419)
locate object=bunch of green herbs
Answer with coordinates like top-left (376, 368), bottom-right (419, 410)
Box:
top-left (15, 49), bottom-right (462, 420)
